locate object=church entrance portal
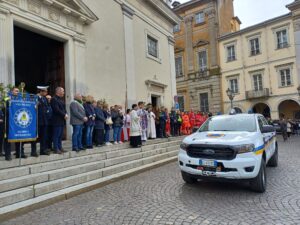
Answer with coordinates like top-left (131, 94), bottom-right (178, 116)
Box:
top-left (14, 26), bottom-right (65, 95)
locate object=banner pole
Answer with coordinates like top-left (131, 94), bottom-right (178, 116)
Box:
top-left (18, 142), bottom-right (21, 166)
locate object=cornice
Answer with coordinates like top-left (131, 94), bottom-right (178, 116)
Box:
top-left (146, 0), bottom-right (181, 25)
top-left (121, 3), bottom-right (135, 19)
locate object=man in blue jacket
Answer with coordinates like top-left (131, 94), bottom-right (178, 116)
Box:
top-left (50, 87), bottom-right (68, 154)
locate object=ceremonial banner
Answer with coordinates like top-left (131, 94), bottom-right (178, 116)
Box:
top-left (8, 94), bottom-right (38, 142)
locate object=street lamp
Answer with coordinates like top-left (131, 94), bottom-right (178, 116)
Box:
top-left (226, 88), bottom-right (235, 109)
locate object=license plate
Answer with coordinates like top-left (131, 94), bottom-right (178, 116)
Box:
top-left (199, 159), bottom-right (217, 167)
top-left (202, 170), bottom-right (216, 176)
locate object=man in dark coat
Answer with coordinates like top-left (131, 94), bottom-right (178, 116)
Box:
top-left (94, 101), bottom-right (106, 146)
top-left (37, 86), bottom-right (52, 155)
top-left (50, 87), bottom-right (68, 154)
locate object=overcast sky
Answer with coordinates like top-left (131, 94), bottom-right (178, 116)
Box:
top-left (177, 0), bottom-right (294, 28)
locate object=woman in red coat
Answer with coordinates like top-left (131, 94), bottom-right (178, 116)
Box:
top-left (188, 109), bottom-right (195, 133)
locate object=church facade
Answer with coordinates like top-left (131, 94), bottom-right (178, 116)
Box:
top-left (0, 0), bottom-right (180, 112)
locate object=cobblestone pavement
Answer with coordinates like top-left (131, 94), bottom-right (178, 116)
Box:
top-left (2, 136), bottom-right (300, 225)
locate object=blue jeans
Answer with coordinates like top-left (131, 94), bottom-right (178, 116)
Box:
top-left (105, 128), bottom-right (110, 143)
top-left (72, 125), bottom-right (83, 150)
top-left (52, 126), bottom-right (64, 151)
top-left (113, 126), bottom-right (122, 142)
top-left (85, 125), bottom-right (94, 147)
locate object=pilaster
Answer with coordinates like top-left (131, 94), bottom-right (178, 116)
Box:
top-left (184, 15), bottom-right (194, 73)
top-left (168, 36), bottom-right (177, 106)
top-left (122, 3), bottom-right (137, 109)
top-left (205, 6), bottom-right (218, 68)
top-left (0, 7), bottom-right (14, 85)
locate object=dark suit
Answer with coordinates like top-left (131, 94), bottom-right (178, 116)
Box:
top-left (50, 95), bottom-right (66, 151)
top-left (38, 95), bottom-right (52, 154)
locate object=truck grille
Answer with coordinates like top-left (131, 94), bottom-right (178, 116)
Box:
top-left (186, 145), bottom-right (236, 160)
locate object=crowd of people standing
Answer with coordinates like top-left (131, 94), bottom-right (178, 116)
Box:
top-left (0, 86), bottom-right (211, 161)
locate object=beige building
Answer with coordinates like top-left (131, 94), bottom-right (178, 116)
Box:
top-left (219, 11), bottom-right (300, 120)
top-left (173, 0), bottom-right (240, 113)
top-left (0, 0), bottom-right (180, 136)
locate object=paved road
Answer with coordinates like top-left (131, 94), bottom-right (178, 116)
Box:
top-left (2, 136), bottom-right (300, 225)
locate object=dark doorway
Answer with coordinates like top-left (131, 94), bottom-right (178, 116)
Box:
top-left (14, 26), bottom-right (65, 95)
top-left (253, 103), bottom-right (271, 118)
top-left (278, 100), bottom-right (300, 120)
top-left (151, 96), bottom-right (158, 108)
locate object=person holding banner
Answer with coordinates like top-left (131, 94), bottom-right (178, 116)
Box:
top-left (4, 86), bottom-right (39, 160)
top-left (51, 87), bottom-right (68, 154)
top-left (3, 87), bottom-right (20, 160)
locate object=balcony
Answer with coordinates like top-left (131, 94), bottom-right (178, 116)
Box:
top-left (246, 88), bottom-right (270, 100)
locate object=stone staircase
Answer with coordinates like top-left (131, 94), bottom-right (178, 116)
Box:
top-left (0, 137), bottom-right (183, 221)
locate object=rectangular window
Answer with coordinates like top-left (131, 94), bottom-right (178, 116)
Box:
top-left (280, 68), bottom-right (292, 87)
top-left (178, 96), bottom-right (185, 112)
top-left (253, 74), bottom-right (263, 91)
top-left (200, 93), bottom-right (209, 113)
top-left (175, 56), bottom-right (183, 77)
top-left (276, 29), bottom-right (288, 49)
top-left (229, 78), bottom-right (239, 93)
top-left (250, 38), bottom-right (260, 55)
top-left (195, 12), bottom-right (205, 24)
top-left (198, 50), bottom-right (207, 71)
top-left (147, 35), bottom-right (158, 58)
top-left (173, 24), bottom-right (180, 33)
top-left (227, 45), bottom-right (236, 62)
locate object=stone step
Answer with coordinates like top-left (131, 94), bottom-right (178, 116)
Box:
top-left (0, 155), bottom-right (178, 222)
top-left (0, 167), bottom-right (30, 181)
top-left (0, 136), bottom-right (183, 214)
top-left (0, 174), bottom-right (48, 193)
top-left (0, 139), bottom-right (180, 181)
top-left (0, 137), bottom-right (182, 170)
top-left (29, 153), bottom-right (106, 175)
top-left (0, 144), bottom-right (179, 195)
top-left (0, 188), bottom-right (34, 208)
top-left (34, 149), bottom-right (179, 197)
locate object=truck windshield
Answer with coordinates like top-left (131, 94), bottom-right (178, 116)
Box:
top-left (199, 115), bottom-right (257, 132)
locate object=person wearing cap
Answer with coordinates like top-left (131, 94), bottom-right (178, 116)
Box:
top-left (37, 86), bottom-right (52, 155)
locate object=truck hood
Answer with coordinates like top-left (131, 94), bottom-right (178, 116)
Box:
top-left (183, 131), bottom-right (257, 146)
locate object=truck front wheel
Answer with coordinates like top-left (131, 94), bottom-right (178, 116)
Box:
top-left (250, 159), bottom-right (267, 193)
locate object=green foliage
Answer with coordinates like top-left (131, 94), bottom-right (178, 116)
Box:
top-left (0, 83), bottom-right (13, 108)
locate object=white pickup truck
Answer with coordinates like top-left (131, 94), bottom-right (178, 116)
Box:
top-left (178, 113), bottom-right (278, 193)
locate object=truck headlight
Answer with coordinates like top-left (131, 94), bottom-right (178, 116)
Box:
top-left (233, 144), bottom-right (255, 154)
top-left (180, 143), bottom-right (189, 151)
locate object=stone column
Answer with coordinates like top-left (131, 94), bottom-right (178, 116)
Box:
top-left (205, 7), bottom-right (218, 68)
top-left (122, 4), bottom-right (136, 109)
top-left (0, 7), bottom-right (14, 85)
top-left (184, 15), bottom-right (194, 73)
top-left (168, 36), bottom-right (177, 106)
